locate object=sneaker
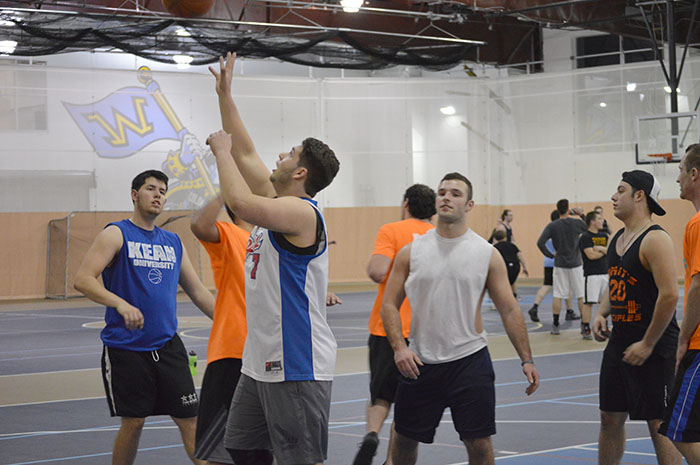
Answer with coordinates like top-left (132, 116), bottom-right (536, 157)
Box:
top-left (528, 306), bottom-right (540, 322)
top-left (550, 324), bottom-right (560, 335)
top-left (581, 325), bottom-right (593, 340)
top-left (565, 309), bottom-right (581, 321)
top-left (352, 432), bottom-right (379, 465)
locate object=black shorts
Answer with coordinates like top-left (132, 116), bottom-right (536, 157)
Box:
top-left (394, 347), bottom-right (495, 444)
top-left (660, 350), bottom-right (700, 442)
top-left (369, 335), bottom-right (407, 405)
top-left (101, 333), bottom-right (198, 418)
top-left (506, 262), bottom-right (520, 285)
top-left (543, 267), bottom-right (553, 286)
top-left (194, 358), bottom-right (243, 463)
top-left (599, 344), bottom-right (675, 420)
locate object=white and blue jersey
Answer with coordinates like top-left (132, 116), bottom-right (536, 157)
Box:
top-left (101, 219), bottom-right (182, 351)
top-left (241, 199), bottom-right (336, 383)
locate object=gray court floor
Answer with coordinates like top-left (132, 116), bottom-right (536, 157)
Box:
top-left (0, 288), bottom-right (688, 464)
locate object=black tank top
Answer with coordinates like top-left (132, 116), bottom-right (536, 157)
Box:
top-left (607, 225), bottom-right (678, 356)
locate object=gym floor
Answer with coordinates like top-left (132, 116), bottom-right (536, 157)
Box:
top-left (0, 287), bottom-right (687, 464)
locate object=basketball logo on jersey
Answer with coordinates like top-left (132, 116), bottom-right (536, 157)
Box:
top-left (147, 268), bottom-right (163, 285)
top-left (247, 229), bottom-right (265, 254)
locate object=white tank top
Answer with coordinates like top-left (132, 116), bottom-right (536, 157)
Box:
top-left (241, 199), bottom-right (336, 382)
top-left (405, 228), bottom-right (493, 363)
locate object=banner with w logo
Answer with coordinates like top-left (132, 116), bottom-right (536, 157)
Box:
top-left (63, 86), bottom-right (181, 159)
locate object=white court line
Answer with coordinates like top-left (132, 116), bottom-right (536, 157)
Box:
top-left (444, 437), bottom-right (653, 465)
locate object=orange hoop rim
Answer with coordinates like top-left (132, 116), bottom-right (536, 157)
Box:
top-left (647, 152), bottom-right (673, 162)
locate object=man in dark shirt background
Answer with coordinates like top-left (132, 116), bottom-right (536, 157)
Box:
top-left (537, 199), bottom-right (587, 335)
top-left (579, 210), bottom-right (609, 340)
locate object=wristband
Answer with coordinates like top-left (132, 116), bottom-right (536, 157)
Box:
top-left (521, 359), bottom-right (534, 366)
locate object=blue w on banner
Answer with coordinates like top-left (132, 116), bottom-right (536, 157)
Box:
top-left (63, 86), bottom-right (180, 159)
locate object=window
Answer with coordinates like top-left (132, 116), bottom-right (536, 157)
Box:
top-left (0, 59), bottom-right (47, 131)
top-left (576, 35), bottom-right (658, 69)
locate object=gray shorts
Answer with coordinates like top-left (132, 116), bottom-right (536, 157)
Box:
top-left (224, 374), bottom-right (332, 465)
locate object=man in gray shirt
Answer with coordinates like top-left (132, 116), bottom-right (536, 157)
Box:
top-left (537, 199), bottom-right (587, 335)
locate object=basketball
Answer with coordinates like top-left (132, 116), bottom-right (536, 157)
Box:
top-left (162, 0), bottom-right (214, 18)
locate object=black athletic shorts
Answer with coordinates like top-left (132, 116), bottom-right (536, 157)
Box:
top-left (394, 347), bottom-right (496, 444)
top-left (101, 333), bottom-right (198, 418)
top-left (599, 344), bottom-right (675, 420)
top-left (660, 350), bottom-right (700, 442)
top-left (543, 267), bottom-right (553, 286)
top-left (368, 335), bottom-right (407, 404)
top-left (506, 262), bottom-right (520, 285)
top-left (194, 358), bottom-right (243, 463)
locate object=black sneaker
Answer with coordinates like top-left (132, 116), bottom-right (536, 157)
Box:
top-left (582, 325), bottom-right (593, 340)
top-left (352, 432), bottom-right (379, 465)
top-left (565, 309), bottom-right (581, 321)
top-left (528, 306), bottom-right (539, 322)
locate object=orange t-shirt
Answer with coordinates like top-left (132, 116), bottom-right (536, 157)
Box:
top-left (368, 218), bottom-right (434, 338)
top-left (685, 211), bottom-right (700, 350)
top-left (200, 222), bottom-right (249, 362)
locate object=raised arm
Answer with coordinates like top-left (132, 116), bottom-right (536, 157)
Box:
top-left (74, 225), bottom-right (144, 330)
top-left (208, 130), bottom-right (316, 241)
top-left (486, 249), bottom-right (539, 395)
top-left (190, 195), bottom-right (224, 243)
top-left (178, 246), bottom-right (215, 320)
top-left (209, 52), bottom-right (276, 198)
top-left (622, 230), bottom-right (679, 365)
top-left (381, 244), bottom-right (422, 379)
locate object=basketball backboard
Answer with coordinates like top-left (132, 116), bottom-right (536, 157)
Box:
top-left (635, 111), bottom-right (700, 164)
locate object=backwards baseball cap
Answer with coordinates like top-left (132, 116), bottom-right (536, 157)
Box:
top-left (621, 170), bottom-right (666, 216)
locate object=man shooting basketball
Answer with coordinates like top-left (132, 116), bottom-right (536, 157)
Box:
top-left (206, 52), bottom-right (340, 465)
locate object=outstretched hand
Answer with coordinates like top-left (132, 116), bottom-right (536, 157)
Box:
top-left (326, 291), bottom-right (342, 306)
top-left (208, 51), bottom-right (236, 97)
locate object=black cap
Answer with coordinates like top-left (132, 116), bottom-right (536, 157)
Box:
top-left (620, 170), bottom-right (666, 216)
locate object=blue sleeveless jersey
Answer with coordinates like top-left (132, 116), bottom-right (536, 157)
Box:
top-left (101, 219), bottom-right (183, 351)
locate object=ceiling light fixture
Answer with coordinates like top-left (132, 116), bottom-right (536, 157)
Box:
top-left (599, 102), bottom-right (607, 108)
top-left (440, 105), bottom-right (456, 115)
top-left (0, 40), bottom-right (17, 54)
top-left (626, 82), bottom-right (636, 92)
top-left (173, 54), bottom-right (193, 69)
top-left (340, 0), bottom-right (363, 13)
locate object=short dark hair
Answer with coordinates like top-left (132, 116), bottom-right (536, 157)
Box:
top-left (585, 211), bottom-right (599, 226)
top-left (501, 209), bottom-right (512, 220)
top-left (440, 172), bottom-right (473, 201)
top-left (404, 184), bottom-right (436, 220)
top-left (684, 144), bottom-right (700, 173)
top-left (132, 170), bottom-right (168, 192)
top-left (298, 138), bottom-right (339, 198)
top-left (594, 205), bottom-right (603, 212)
top-left (493, 229), bottom-right (506, 241)
top-left (550, 210), bottom-right (560, 222)
top-left (686, 143), bottom-right (699, 154)
top-left (556, 199), bottom-right (569, 215)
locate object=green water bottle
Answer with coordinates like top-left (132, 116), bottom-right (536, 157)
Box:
top-left (188, 350), bottom-right (197, 377)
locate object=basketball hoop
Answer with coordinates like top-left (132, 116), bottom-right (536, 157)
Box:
top-left (648, 152), bottom-right (672, 177)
